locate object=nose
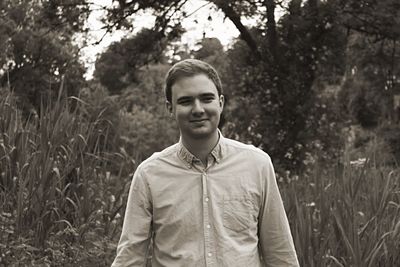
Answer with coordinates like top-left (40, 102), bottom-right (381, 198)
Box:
top-left (192, 99), bottom-right (204, 116)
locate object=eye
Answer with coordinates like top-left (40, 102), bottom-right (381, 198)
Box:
top-left (177, 99), bottom-right (192, 106)
top-left (201, 96), bottom-right (215, 103)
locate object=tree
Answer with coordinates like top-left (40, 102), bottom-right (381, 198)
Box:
top-left (115, 64), bottom-right (180, 159)
top-left (0, 0), bottom-right (89, 114)
top-left (102, 0), bottom-right (260, 55)
top-left (338, 33), bottom-right (399, 126)
top-left (193, 38), bottom-right (224, 60)
top-left (335, 0), bottom-right (400, 128)
top-left (338, 0), bottom-right (400, 40)
top-left (98, 0), bottom-right (399, 173)
top-left (93, 28), bottom-right (183, 94)
top-left (218, 0), bottom-right (349, 173)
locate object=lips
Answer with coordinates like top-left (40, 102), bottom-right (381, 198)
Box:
top-left (189, 119), bottom-right (208, 123)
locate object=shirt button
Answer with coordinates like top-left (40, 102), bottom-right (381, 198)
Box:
top-left (205, 197), bottom-right (209, 202)
top-left (208, 252), bottom-right (212, 257)
top-left (207, 224), bottom-right (211, 229)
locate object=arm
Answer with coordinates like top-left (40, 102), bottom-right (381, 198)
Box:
top-left (112, 166), bottom-right (153, 267)
top-left (258, 156), bottom-right (299, 266)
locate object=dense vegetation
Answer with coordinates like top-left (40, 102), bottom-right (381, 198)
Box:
top-left (1, 0), bottom-right (399, 266)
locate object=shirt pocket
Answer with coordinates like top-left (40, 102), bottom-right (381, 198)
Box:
top-left (223, 197), bottom-right (254, 232)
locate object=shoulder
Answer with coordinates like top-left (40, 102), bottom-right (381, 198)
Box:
top-left (135, 143), bottom-right (179, 174)
top-left (222, 137), bottom-right (272, 163)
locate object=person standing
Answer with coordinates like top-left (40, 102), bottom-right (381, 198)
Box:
top-left (112, 59), bottom-right (299, 266)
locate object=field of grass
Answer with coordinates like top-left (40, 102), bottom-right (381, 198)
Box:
top-left (283, 157), bottom-right (400, 266)
top-left (1, 90), bottom-right (399, 266)
top-left (0, 90), bottom-right (132, 265)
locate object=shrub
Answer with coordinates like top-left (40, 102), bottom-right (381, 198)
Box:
top-left (282, 151), bottom-right (400, 266)
top-left (380, 124), bottom-right (400, 164)
top-left (0, 87), bottom-right (132, 266)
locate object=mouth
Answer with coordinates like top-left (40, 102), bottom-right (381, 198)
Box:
top-left (189, 119), bottom-right (208, 123)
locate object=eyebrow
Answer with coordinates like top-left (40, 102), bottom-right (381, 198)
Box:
top-left (199, 93), bottom-right (216, 98)
top-left (176, 93), bottom-right (216, 102)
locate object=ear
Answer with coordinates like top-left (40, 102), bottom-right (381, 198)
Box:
top-left (219, 95), bottom-right (225, 109)
top-left (166, 101), bottom-right (173, 115)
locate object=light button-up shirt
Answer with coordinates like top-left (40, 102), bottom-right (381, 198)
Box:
top-left (112, 134), bottom-right (299, 267)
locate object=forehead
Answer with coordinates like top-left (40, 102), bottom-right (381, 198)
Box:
top-left (171, 74), bottom-right (218, 100)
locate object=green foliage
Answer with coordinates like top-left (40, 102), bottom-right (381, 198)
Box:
top-left (0, 0), bottom-right (87, 114)
top-left (338, 32), bottom-right (399, 128)
top-left (219, 0), bottom-right (348, 174)
top-left (115, 64), bottom-right (179, 159)
top-left (96, 0), bottom-right (396, 174)
top-left (94, 28), bottom-right (171, 94)
top-left (2, 86), bottom-right (398, 265)
top-left (379, 124), bottom-right (400, 163)
top-left (118, 107), bottom-right (178, 160)
top-left (0, 62), bottom-right (179, 263)
top-left (39, 0), bottom-right (90, 35)
top-left (192, 38), bottom-right (230, 87)
top-left (0, 88), bottom-right (132, 266)
top-left (339, 0), bottom-right (400, 39)
top-left (193, 38), bottom-right (224, 61)
top-left (2, 0), bottom-right (400, 265)
top-left (91, 63), bottom-right (179, 159)
top-left (282, 153), bottom-right (400, 266)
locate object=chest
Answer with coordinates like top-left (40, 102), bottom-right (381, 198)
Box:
top-left (149, 167), bottom-right (264, 226)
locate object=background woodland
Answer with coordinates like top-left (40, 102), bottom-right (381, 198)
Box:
top-left (1, 0), bottom-right (399, 266)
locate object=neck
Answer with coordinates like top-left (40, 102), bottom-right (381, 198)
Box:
top-left (181, 131), bottom-right (219, 164)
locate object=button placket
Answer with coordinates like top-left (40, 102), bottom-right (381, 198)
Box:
top-left (202, 172), bottom-right (215, 266)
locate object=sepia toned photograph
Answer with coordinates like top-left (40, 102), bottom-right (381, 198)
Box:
top-left (1, 0), bottom-right (399, 266)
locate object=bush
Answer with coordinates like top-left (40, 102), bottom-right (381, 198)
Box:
top-left (0, 88), bottom-right (132, 266)
top-left (282, 150), bottom-right (400, 266)
top-left (380, 124), bottom-right (400, 164)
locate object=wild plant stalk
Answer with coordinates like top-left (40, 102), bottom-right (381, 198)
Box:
top-left (283, 151), bottom-right (400, 266)
top-left (0, 85), bottom-right (133, 265)
top-left (2, 83), bottom-right (399, 265)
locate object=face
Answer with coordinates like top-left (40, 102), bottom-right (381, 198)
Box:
top-left (167, 74), bottom-right (224, 141)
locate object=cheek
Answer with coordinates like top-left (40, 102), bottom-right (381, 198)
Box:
top-left (210, 105), bottom-right (222, 115)
top-left (175, 108), bottom-right (188, 120)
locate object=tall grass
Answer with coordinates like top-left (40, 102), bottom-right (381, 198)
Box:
top-left (0, 87), bottom-right (134, 265)
top-left (283, 153), bottom-right (400, 266)
top-left (1, 86), bottom-right (399, 266)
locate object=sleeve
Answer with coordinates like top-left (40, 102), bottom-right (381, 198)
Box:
top-left (111, 165), bottom-right (153, 267)
top-left (258, 156), bottom-right (299, 266)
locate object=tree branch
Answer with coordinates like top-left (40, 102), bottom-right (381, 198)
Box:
top-left (212, 1), bottom-right (260, 57)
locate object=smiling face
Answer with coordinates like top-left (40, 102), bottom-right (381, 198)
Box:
top-left (167, 74), bottom-right (224, 141)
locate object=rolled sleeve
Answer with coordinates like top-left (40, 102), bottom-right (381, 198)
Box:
top-left (258, 157), bottom-right (299, 266)
top-left (112, 166), bottom-right (153, 267)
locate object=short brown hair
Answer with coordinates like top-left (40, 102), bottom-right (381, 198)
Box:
top-left (164, 59), bottom-right (223, 103)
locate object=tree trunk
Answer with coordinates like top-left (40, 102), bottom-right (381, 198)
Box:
top-left (264, 0), bottom-right (278, 63)
top-left (212, 1), bottom-right (260, 57)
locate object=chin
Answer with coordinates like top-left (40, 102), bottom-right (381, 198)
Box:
top-left (190, 131), bottom-right (213, 139)
top-left (185, 128), bottom-right (215, 140)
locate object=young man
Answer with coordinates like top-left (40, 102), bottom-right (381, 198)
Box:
top-left (112, 59), bottom-right (299, 266)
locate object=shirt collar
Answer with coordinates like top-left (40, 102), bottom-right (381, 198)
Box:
top-left (178, 130), bottom-right (224, 167)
